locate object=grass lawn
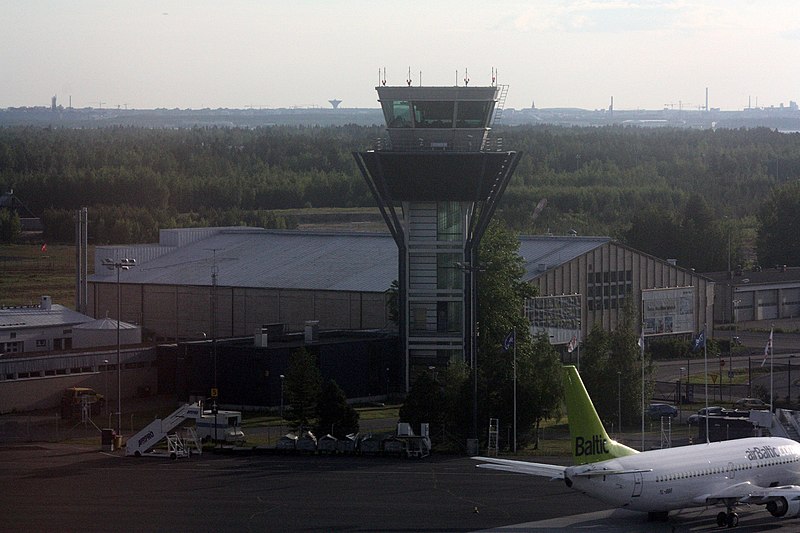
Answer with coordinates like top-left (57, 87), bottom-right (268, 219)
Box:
top-left (0, 243), bottom-right (88, 308)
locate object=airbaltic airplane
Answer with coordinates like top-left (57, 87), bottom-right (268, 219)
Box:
top-left (475, 365), bottom-right (800, 528)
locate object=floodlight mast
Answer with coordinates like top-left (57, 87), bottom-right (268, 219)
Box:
top-left (101, 257), bottom-right (136, 434)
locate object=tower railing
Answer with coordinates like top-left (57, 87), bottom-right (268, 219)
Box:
top-left (371, 133), bottom-right (506, 152)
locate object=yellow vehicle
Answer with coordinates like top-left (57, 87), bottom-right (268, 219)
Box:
top-left (60, 387), bottom-right (105, 419)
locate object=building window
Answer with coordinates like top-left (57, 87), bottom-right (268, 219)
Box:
top-left (410, 306), bottom-right (428, 332)
top-left (436, 301), bottom-right (462, 334)
top-left (455, 101), bottom-right (491, 128)
top-left (2, 341), bottom-right (21, 353)
top-left (384, 100), bottom-right (412, 128)
top-left (412, 101), bottom-right (455, 128)
top-left (437, 202), bottom-right (461, 241)
top-left (587, 269), bottom-right (632, 312)
top-left (437, 253), bottom-right (463, 290)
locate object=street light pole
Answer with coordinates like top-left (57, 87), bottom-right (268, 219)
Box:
top-left (103, 359), bottom-right (109, 417)
top-left (279, 374), bottom-right (285, 418)
top-left (101, 257), bottom-right (136, 435)
top-left (617, 371), bottom-right (622, 435)
top-left (679, 367), bottom-right (685, 422)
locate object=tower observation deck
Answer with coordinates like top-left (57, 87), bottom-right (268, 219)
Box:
top-left (353, 85), bottom-right (521, 397)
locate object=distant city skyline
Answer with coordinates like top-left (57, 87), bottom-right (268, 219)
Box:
top-left (3, 1), bottom-right (800, 111)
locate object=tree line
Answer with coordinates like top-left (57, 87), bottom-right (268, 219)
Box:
top-left (2, 124), bottom-right (800, 269)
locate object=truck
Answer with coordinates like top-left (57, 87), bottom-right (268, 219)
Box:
top-left (195, 409), bottom-right (245, 444)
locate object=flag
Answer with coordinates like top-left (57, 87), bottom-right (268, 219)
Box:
top-left (760, 328), bottom-right (773, 367)
top-left (567, 335), bottom-right (577, 353)
top-left (638, 329), bottom-right (644, 350)
top-left (40, 243), bottom-right (47, 253)
top-left (691, 329), bottom-right (706, 352)
top-left (503, 329), bottom-right (516, 352)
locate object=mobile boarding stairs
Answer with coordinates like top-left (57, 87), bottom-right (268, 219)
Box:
top-left (125, 402), bottom-right (204, 459)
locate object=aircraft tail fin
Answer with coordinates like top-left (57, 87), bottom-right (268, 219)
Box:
top-left (563, 365), bottom-right (638, 465)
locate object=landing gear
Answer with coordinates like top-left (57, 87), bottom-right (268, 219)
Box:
top-left (716, 510), bottom-right (739, 528)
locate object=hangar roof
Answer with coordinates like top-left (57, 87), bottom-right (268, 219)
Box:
top-left (519, 235), bottom-right (610, 278)
top-left (90, 228), bottom-right (613, 293)
top-left (92, 229), bottom-right (399, 293)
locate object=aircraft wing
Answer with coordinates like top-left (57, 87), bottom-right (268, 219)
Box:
top-left (740, 484), bottom-right (800, 505)
top-left (571, 467), bottom-right (652, 477)
top-left (701, 482), bottom-right (800, 506)
top-left (473, 456), bottom-right (566, 480)
top-left (699, 481), bottom-right (758, 504)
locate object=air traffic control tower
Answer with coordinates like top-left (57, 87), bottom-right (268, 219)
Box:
top-left (354, 84), bottom-right (521, 391)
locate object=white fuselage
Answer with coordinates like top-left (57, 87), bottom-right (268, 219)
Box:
top-left (566, 437), bottom-right (800, 512)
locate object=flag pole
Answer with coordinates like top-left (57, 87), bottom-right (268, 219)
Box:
top-left (770, 326), bottom-right (774, 413)
top-left (704, 324), bottom-right (709, 444)
top-left (640, 324), bottom-right (645, 451)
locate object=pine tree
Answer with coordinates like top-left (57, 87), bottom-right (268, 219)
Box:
top-left (315, 379), bottom-right (359, 439)
top-left (284, 348), bottom-right (322, 432)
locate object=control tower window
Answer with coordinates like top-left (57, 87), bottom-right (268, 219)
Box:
top-left (456, 101), bottom-right (491, 128)
top-left (413, 101), bottom-right (455, 128)
top-left (385, 100), bottom-right (412, 128)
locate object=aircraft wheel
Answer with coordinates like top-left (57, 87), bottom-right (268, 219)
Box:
top-left (716, 512), bottom-right (728, 527)
top-left (726, 512), bottom-right (738, 528)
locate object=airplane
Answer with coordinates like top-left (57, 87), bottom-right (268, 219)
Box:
top-left (474, 365), bottom-right (800, 528)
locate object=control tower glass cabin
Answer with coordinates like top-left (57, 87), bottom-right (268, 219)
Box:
top-left (354, 86), bottom-right (520, 391)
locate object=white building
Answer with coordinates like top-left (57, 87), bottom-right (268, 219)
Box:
top-left (0, 296), bottom-right (92, 354)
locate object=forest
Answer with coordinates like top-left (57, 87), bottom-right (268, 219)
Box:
top-left (2, 123), bottom-right (800, 272)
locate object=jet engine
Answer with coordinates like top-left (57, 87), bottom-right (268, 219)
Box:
top-left (766, 497), bottom-right (800, 518)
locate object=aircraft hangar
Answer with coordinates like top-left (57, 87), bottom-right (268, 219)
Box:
top-left (88, 226), bottom-right (714, 361)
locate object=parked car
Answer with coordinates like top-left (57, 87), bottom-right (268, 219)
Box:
top-left (647, 403), bottom-right (678, 420)
top-left (734, 397), bottom-right (768, 410)
top-left (687, 406), bottom-right (724, 426)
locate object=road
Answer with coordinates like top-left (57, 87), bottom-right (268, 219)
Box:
top-left (652, 329), bottom-right (800, 405)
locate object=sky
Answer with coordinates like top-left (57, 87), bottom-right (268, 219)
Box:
top-left (3, 0), bottom-right (800, 111)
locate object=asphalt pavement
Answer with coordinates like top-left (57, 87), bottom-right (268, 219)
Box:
top-left (3, 443), bottom-right (800, 532)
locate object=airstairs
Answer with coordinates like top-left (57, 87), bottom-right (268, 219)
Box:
top-left (125, 402), bottom-right (204, 457)
top-left (748, 409), bottom-right (800, 441)
top-left (777, 408), bottom-right (800, 440)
